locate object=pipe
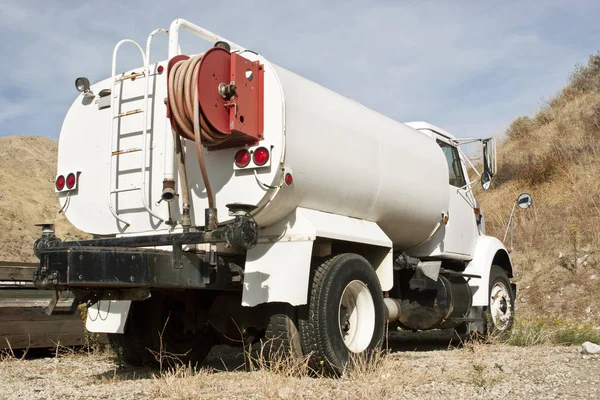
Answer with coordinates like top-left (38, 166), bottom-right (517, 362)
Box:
top-left (55, 215), bottom-right (258, 250)
top-left (384, 297), bottom-right (401, 322)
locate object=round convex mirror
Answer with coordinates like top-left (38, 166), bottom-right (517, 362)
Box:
top-left (481, 171), bottom-right (492, 190)
top-left (517, 193), bottom-right (533, 209)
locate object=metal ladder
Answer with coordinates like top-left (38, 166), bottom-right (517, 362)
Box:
top-left (107, 33), bottom-right (167, 227)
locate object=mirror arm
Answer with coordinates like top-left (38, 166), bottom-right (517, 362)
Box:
top-left (451, 138), bottom-right (483, 145)
top-left (460, 178), bottom-right (481, 192)
top-left (456, 146), bottom-right (481, 178)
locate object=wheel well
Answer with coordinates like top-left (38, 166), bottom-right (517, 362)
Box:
top-left (312, 238), bottom-right (392, 289)
top-left (492, 249), bottom-right (513, 278)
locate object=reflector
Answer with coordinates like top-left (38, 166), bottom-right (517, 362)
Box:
top-left (285, 173), bottom-right (293, 185)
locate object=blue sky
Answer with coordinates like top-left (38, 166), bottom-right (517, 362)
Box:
top-left (1, 0), bottom-right (599, 140)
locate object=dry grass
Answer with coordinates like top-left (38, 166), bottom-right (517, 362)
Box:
top-left (506, 316), bottom-right (600, 347)
top-left (478, 52), bottom-right (600, 323)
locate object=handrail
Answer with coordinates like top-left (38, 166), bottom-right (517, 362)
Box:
top-left (140, 29), bottom-right (170, 222)
top-left (108, 39), bottom-right (147, 227)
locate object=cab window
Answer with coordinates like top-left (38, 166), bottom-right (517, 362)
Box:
top-left (437, 140), bottom-right (467, 188)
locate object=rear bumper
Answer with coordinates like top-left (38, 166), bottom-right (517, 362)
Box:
top-left (34, 247), bottom-right (242, 291)
top-left (32, 214), bottom-right (256, 293)
top-left (34, 246), bottom-right (244, 294)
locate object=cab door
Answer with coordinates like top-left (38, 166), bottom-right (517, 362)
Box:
top-left (436, 137), bottom-right (478, 258)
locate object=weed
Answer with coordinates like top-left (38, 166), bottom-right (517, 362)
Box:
top-left (507, 316), bottom-right (600, 346)
top-left (78, 304), bottom-right (104, 353)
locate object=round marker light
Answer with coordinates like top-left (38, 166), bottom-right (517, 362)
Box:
top-left (253, 147), bottom-right (269, 166)
top-left (285, 173), bottom-right (293, 185)
top-left (234, 149), bottom-right (251, 168)
top-left (66, 173), bottom-right (76, 189)
top-left (56, 175), bottom-right (65, 191)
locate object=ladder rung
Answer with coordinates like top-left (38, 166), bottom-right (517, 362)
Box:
top-left (112, 147), bottom-right (142, 156)
top-left (111, 187), bottom-right (141, 194)
top-left (114, 109), bottom-right (143, 118)
top-left (115, 71), bottom-right (145, 82)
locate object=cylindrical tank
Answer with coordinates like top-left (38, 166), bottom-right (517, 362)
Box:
top-left (58, 50), bottom-right (449, 249)
top-left (256, 63), bottom-right (449, 248)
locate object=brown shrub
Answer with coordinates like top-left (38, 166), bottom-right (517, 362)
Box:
top-left (506, 116), bottom-right (534, 140)
top-left (479, 52), bottom-right (600, 322)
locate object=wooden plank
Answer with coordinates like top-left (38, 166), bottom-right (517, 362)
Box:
top-left (0, 306), bottom-right (80, 322)
top-left (1, 333), bottom-right (87, 350)
top-left (0, 261), bottom-right (38, 282)
top-left (0, 289), bottom-right (59, 302)
top-left (0, 261), bottom-right (38, 268)
top-left (0, 266), bottom-right (36, 281)
top-left (1, 319), bottom-right (84, 336)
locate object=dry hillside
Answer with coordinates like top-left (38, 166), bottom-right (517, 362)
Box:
top-left (478, 53), bottom-right (600, 324)
top-left (0, 136), bottom-right (87, 262)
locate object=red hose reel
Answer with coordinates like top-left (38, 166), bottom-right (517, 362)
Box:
top-left (166, 47), bottom-right (264, 149)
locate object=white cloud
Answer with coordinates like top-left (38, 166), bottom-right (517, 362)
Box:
top-left (1, 0), bottom-right (599, 139)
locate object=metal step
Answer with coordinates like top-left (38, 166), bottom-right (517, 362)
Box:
top-left (114, 109), bottom-right (143, 119)
top-left (111, 147), bottom-right (142, 156)
top-left (114, 71), bottom-right (145, 82)
top-left (110, 187), bottom-right (141, 194)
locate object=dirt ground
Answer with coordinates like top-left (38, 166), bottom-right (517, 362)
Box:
top-left (1, 331), bottom-right (599, 400)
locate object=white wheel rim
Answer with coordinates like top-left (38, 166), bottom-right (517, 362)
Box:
top-left (490, 282), bottom-right (512, 331)
top-left (338, 280), bottom-right (375, 353)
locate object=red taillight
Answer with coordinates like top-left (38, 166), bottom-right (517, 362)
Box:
top-left (157, 65), bottom-right (164, 74)
top-left (285, 173), bottom-right (293, 185)
top-left (234, 149), bottom-right (251, 168)
top-left (66, 173), bottom-right (76, 189)
top-left (56, 175), bottom-right (65, 191)
top-left (253, 147), bottom-right (269, 166)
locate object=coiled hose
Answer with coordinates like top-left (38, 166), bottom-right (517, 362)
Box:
top-left (167, 54), bottom-right (229, 209)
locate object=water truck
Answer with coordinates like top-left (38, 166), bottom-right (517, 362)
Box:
top-left (33, 19), bottom-right (514, 374)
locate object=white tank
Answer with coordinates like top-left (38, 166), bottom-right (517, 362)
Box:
top-left (57, 51), bottom-right (449, 249)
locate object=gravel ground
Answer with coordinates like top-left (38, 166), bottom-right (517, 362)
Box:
top-left (1, 332), bottom-right (599, 399)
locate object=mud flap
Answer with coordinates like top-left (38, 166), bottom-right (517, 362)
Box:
top-left (85, 300), bottom-right (131, 334)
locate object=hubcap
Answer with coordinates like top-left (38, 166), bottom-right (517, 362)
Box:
top-left (490, 282), bottom-right (512, 331)
top-left (338, 280), bottom-right (375, 353)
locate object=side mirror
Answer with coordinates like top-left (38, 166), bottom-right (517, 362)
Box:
top-left (483, 138), bottom-right (497, 177)
top-left (481, 171), bottom-right (492, 190)
top-left (517, 193), bottom-right (533, 209)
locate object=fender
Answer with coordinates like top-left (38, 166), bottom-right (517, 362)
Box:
top-left (242, 207), bottom-right (393, 307)
top-left (463, 235), bottom-right (513, 306)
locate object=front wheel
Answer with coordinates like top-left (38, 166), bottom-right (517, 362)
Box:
top-left (485, 265), bottom-right (515, 334)
top-left (299, 254), bottom-right (385, 376)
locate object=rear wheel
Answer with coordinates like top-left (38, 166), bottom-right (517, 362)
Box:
top-left (263, 303), bottom-right (303, 359)
top-left (109, 292), bottom-right (215, 367)
top-left (299, 254), bottom-right (385, 376)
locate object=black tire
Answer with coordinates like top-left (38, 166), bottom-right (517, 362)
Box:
top-left (108, 292), bottom-right (215, 367)
top-left (483, 265), bottom-right (515, 335)
top-left (299, 254), bottom-right (385, 376)
top-left (263, 302), bottom-right (303, 359)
